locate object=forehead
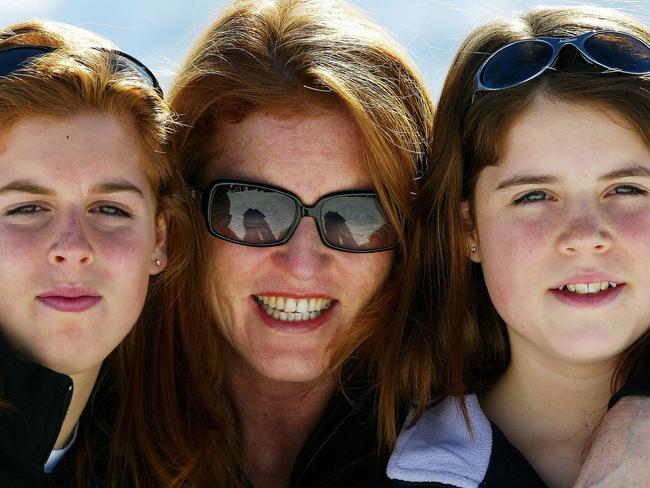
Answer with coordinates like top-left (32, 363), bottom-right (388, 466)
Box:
top-left (0, 113), bottom-right (153, 194)
top-left (482, 97), bottom-right (650, 185)
top-left (202, 106), bottom-right (372, 204)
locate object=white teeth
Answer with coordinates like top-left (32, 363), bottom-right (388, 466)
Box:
top-left (254, 294), bottom-right (334, 322)
top-left (560, 281), bottom-right (619, 294)
top-left (575, 283), bottom-right (588, 294)
top-left (285, 298), bottom-right (297, 313)
top-left (296, 299), bottom-right (309, 313)
top-left (588, 283), bottom-right (601, 293)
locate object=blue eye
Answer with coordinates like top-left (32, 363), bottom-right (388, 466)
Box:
top-left (92, 205), bottom-right (133, 218)
top-left (607, 185), bottom-right (647, 196)
top-left (513, 191), bottom-right (550, 205)
top-left (5, 204), bottom-right (47, 215)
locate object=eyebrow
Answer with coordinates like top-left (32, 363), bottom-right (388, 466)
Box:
top-left (0, 180), bottom-right (145, 198)
top-left (495, 174), bottom-right (559, 191)
top-left (89, 181), bottom-right (145, 199)
top-left (495, 164), bottom-right (650, 191)
top-left (0, 181), bottom-right (55, 195)
top-left (598, 165), bottom-right (650, 181)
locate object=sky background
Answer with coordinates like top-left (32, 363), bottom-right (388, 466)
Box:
top-left (1, 0), bottom-right (648, 100)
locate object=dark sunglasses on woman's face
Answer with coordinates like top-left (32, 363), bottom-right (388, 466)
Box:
top-left (472, 30), bottom-right (650, 104)
top-left (0, 45), bottom-right (163, 96)
top-left (199, 180), bottom-right (399, 253)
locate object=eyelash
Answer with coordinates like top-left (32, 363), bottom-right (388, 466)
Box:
top-left (5, 204), bottom-right (48, 215)
top-left (513, 185), bottom-right (648, 206)
top-left (90, 205), bottom-right (133, 218)
top-left (4, 204), bottom-right (132, 218)
top-left (513, 191), bottom-right (551, 206)
top-left (606, 185), bottom-right (648, 197)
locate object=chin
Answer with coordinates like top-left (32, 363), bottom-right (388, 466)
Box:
top-left (253, 357), bottom-right (329, 384)
top-left (549, 334), bottom-right (630, 365)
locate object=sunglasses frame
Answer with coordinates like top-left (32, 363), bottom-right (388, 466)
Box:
top-left (472, 30), bottom-right (650, 104)
top-left (199, 179), bottom-right (399, 253)
top-left (0, 45), bottom-right (163, 97)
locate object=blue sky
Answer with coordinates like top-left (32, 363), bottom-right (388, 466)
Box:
top-left (1, 0), bottom-right (648, 98)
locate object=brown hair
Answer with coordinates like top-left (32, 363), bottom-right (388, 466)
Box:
top-left (0, 20), bottom-right (204, 487)
top-left (419, 5), bottom-right (650, 402)
top-left (169, 0), bottom-right (434, 461)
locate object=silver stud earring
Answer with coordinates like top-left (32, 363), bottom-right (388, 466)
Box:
top-left (154, 259), bottom-right (161, 266)
top-left (470, 246), bottom-right (478, 255)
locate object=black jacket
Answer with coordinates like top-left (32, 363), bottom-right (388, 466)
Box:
top-left (288, 378), bottom-right (391, 488)
top-left (0, 335), bottom-right (75, 487)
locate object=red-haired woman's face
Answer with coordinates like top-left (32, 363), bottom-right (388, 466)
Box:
top-left (468, 97), bottom-right (650, 368)
top-left (0, 113), bottom-right (167, 379)
top-left (202, 107), bottom-right (393, 385)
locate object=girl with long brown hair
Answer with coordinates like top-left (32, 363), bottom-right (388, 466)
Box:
top-left (167, 0), bottom-right (434, 485)
top-left (0, 19), bottom-right (200, 486)
top-left (388, 5), bottom-right (650, 487)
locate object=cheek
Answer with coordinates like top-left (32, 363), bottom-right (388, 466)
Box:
top-left (478, 212), bottom-right (553, 313)
top-left (337, 252), bottom-right (393, 309)
top-left (0, 225), bottom-right (48, 259)
top-left (609, 207), bottom-right (650, 246)
top-left (206, 239), bottom-right (261, 333)
top-left (93, 227), bottom-right (155, 268)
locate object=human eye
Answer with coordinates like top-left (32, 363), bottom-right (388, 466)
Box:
top-left (4, 204), bottom-right (49, 216)
top-left (90, 205), bottom-right (133, 218)
top-left (512, 190), bottom-right (552, 206)
top-left (605, 185), bottom-right (648, 197)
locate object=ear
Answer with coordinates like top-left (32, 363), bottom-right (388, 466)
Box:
top-left (149, 211), bottom-right (169, 275)
top-left (461, 200), bottom-right (480, 263)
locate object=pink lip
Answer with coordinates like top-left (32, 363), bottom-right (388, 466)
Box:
top-left (37, 286), bottom-right (101, 313)
top-left (549, 284), bottom-right (624, 308)
top-left (250, 294), bottom-right (336, 333)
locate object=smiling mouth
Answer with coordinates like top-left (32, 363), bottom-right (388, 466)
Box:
top-left (556, 281), bottom-right (620, 294)
top-left (254, 295), bottom-right (333, 321)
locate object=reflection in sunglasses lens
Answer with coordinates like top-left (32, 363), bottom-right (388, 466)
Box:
top-left (211, 186), bottom-right (296, 244)
top-left (585, 32), bottom-right (650, 74)
top-left (481, 41), bottom-right (553, 89)
top-left (322, 196), bottom-right (395, 251)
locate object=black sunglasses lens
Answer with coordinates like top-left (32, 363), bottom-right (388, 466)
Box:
top-left (584, 32), bottom-right (650, 74)
top-left (209, 185), bottom-right (297, 244)
top-left (108, 51), bottom-right (160, 92)
top-left (321, 195), bottom-right (396, 251)
top-left (0, 47), bottom-right (50, 77)
top-left (481, 40), bottom-right (554, 89)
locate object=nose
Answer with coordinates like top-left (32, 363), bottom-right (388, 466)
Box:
top-left (270, 217), bottom-right (330, 281)
top-left (557, 204), bottom-right (613, 256)
top-left (48, 210), bottom-right (95, 267)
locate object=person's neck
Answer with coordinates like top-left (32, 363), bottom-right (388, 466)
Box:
top-left (53, 366), bottom-right (101, 450)
top-left (481, 334), bottom-right (614, 488)
top-left (228, 359), bottom-right (336, 488)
